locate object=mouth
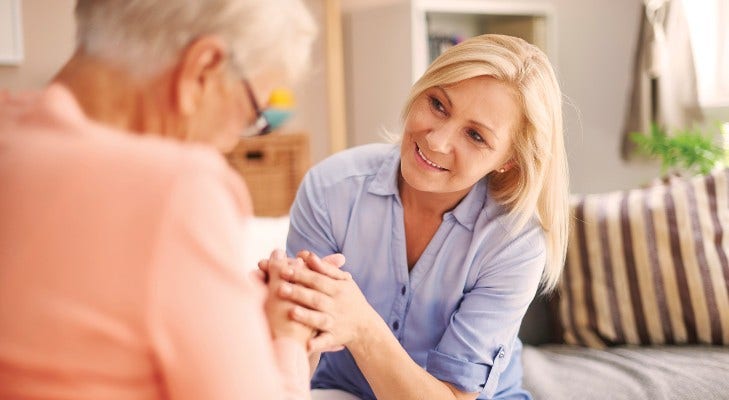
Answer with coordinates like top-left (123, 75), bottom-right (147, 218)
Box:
top-left (415, 144), bottom-right (449, 171)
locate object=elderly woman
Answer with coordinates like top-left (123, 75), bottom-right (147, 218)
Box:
top-left (0, 0), bottom-right (318, 399)
top-left (267, 34), bottom-right (570, 400)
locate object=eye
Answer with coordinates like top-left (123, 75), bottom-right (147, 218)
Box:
top-left (429, 95), bottom-right (447, 115)
top-left (467, 128), bottom-right (485, 144)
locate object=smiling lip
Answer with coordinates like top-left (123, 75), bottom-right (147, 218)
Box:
top-left (415, 144), bottom-right (449, 171)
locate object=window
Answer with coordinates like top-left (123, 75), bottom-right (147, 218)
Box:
top-left (682, 0), bottom-right (729, 108)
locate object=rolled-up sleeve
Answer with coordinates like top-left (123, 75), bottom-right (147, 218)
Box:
top-left (425, 224), bottom-right (545, 398)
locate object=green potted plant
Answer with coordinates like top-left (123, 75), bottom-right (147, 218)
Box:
top-left (630, 122), bottom-right (727, 177)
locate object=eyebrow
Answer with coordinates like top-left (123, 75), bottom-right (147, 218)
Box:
top-left (436, 85), bottom-right (500, 140)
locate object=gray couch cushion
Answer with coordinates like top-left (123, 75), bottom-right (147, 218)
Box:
top-left (522, 344), bottom-right (729, 400)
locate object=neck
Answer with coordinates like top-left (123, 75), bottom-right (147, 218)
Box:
top-left (398, 173), bottom-right (470, 217)
top-left (52, 51), bottom-right (179, 138)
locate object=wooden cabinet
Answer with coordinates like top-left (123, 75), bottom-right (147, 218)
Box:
top-left (226, 133), bottom-right (310, 216)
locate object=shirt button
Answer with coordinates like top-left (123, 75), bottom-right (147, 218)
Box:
top-left (392, 320), bottom-right (400, 331)
top-left (401, 285), bottom-right (406, 295)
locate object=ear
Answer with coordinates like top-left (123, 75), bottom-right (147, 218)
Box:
top-left (173, 35), bottom-right (229, 115)
top-left (499, 159), bottom-right (517, 173)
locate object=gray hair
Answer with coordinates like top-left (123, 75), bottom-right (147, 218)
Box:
top-left (75, 0), bottom-right (317, 81)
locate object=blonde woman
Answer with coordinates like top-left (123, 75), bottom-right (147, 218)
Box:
top-left (0, 0), bottom-right (319, 398)
top-left (268, 34), bottom-right (569, 400)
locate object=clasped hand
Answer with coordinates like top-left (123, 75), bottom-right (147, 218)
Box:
top-left (259, 250), bottom-right (375, 353)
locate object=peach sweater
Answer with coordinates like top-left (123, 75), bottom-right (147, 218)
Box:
top-left (0, 85), bottom-right (309, 399)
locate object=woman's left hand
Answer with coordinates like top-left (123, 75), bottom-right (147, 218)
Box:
top-left (274, 251), bottom-right (379, 353)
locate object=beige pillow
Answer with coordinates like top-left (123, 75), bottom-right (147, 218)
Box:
top-left (558, 169), bottom-right (729, 348)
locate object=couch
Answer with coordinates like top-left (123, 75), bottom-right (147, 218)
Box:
top-left (519, 169), bottom-right (729, 400)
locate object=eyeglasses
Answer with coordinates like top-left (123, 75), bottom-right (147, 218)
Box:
top-left (241, 79), bottom-right (272, 137)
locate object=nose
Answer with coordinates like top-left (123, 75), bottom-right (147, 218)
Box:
top-left (424, 122), bottom-right (457, 153)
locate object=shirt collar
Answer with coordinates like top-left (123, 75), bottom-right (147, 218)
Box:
top-left (367, 144), bottom-right (488, 230)
top-left (449, 177), bottom-right (487, 230)
top-left (367, 145), bottom-right (401, 196)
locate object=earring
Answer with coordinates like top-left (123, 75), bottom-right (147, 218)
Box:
top-left (498, 168), bottom-right (506, 173)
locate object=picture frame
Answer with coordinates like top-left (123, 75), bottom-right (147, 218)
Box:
top-left (0, 0), bottom-right (24, 65)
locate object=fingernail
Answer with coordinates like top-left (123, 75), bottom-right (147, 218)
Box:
top-left (272, 249), bottom-right (284, 260)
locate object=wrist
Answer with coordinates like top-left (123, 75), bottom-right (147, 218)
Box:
top-left (349, 309), bottom-right (389, 355)
top-left (272, 320), bottom-right (312, 345)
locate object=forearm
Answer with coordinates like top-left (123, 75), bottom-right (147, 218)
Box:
top-left (347, 317), bottom-right (469, 400)
top-left (308, 352), bottom-right (321, 379)
top-left (272, 337), bottom-right (312, 400)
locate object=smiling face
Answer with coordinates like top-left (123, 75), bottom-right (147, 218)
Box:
top-left (400, 75), bottom-right (522, 203)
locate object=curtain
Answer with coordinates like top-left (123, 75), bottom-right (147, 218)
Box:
top-left (620, 0), bottom-right (703, 159)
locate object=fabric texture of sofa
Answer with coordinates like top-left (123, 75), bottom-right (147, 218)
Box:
top-left (519, 168), bottom-right (729, 399)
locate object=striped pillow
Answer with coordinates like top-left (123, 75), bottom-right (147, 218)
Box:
top-left (558, 168), bottom-right (729, 348)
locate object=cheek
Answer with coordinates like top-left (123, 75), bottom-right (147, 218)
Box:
top-left (403, 109), bottom-right (432, 136)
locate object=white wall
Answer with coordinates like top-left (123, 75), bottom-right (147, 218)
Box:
top-left (546, 0), bottom-right (660, 194)
top-left (0, 0), bottom-right (76, 91)
top-left (342, 0), bottom-right (661, 194)
top-left (287, 0), bottom-right (331, 163)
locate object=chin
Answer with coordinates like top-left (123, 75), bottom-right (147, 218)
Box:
top-left (400, 161), bottom-right (436, 193)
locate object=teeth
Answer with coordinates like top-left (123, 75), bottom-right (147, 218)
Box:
top-left (417, 147), bottom-right (447, 170)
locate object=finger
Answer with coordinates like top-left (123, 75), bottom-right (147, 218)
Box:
top-left (321, 253), bottom-right (346, 268)
top-left (308, 332), bottom-right (344, 353)
top-left (279, 282), bottom-right (333, 312)
top-left (270, 248), bottom-right (285, 260)
top-left (302, 252), bottom-right (351, 281)
top-left (258, 259), bottom-right (269, 272)
top-left (281, 264), bottom-right (339, 295)
top-left (249, 269), bottom-right (267, 283)
top-left (297, 251), bottom-right (345, 269)
top-left (267, 256), bottom-right (300, 279)
top-left (266, 255), bottom-right (296, 285)
top-left (288, 305), bottom-right (334, 332)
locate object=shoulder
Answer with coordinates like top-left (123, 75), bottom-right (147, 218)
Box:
top-left (473, 196), bottom-right (546, 274)
top-left (305, 143), bottom-right (397, 188)
top-left (112, 131), bottom-right (240, 187)
top-left (72, 120), bottom-right (251, 215)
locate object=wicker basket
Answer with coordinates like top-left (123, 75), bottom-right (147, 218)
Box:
top-left (226, 132), bottom-right (310, 216)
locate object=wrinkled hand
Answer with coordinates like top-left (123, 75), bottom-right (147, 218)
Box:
top-left (263, 249), bottom-right (313, 344)
top-left (270, 251), bottom-right (378, 353)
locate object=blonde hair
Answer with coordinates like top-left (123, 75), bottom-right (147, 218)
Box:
top-left (403, 34), bottom-right (569, 293)
top-left (74, 0), bottom-right (316, 81)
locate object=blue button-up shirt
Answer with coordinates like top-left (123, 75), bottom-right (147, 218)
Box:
top-left (287, 144), bottom-right (544, 399)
